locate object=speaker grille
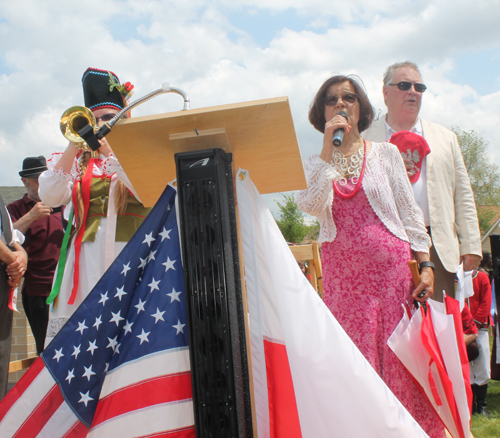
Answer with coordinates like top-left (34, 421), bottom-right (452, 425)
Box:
top-left (176, 149), bottom-right (252, 438)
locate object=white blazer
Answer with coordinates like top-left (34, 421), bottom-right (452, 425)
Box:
top-left (363, 117), bottom-right (481, 273)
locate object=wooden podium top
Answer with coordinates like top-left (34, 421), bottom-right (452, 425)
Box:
top-left (107, 96), bottom-right (306, 207)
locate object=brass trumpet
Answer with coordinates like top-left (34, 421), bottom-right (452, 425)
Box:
top-left (59, 106), bottom-right (97, 152)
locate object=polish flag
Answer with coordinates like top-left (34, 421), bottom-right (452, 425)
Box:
top-left (235, 168), bottom-right (430, 438)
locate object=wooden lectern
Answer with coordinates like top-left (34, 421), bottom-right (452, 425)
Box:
top-left (108, 97), bottom-right (306, 437)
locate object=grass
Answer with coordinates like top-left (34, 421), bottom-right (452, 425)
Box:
top-left (471, 379), bottom-right (500, 438)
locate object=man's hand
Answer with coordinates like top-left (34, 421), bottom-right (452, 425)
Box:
top-left (6, 249), bottom-right (27, 287)
top-left (29, 202), bottom-right (52, 221)
top-left (461, 253), bottom-right (482, 272)
top-left (402, 154), bottom-right (417, 178)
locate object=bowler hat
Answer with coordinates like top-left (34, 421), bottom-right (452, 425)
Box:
top-left (19, 156), bottom-right (48, 178)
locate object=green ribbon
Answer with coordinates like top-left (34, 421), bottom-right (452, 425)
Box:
top-left (46, 208), bottom-right (74, 305)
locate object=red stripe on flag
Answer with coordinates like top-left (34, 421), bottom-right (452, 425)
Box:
top-left (62, 420), bottom-right (89, 438)
top-left (263, 339), bottom-right (302, 438)
top-left (13, 384), bottom-right (65, 438)
top-left (137, 425), bottom-right (196, 438)
top-left (91, 372), bottom-right (193, 428)
top-left (0, 357), bottom-right (45, 420)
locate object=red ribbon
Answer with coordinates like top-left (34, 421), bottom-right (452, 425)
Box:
top-left (68, 158), bottom-right (95, 305)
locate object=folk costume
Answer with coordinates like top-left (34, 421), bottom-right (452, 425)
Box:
top-left (39, 68), bottom-right (150, 346)
top-left (469, 270), bottom-right (493, 415)
top-left (297, 142), bottom-right (443, 438)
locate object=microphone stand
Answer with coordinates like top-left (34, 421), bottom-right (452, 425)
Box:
top-left (78, 83), bottom-right (190, 151)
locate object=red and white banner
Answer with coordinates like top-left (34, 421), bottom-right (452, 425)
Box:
top-left (236, 169), bottom-right (430, 438)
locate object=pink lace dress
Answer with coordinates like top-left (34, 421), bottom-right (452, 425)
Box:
top-left (322, 181), bottom-right (444, 438)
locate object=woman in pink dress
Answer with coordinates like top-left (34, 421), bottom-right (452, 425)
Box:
top-left (297, 75), bottom-right (444, 438)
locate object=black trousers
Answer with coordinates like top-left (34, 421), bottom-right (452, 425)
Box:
top-left (22, 294), bottom-right (49, 356)
top-left (0, 267), bottom-right (13, 400)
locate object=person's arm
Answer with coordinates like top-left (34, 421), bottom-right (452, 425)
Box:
top-left (450, 132), bottom-right (482, 267)
top-left (0, 241), bottom-right (27, 288)
top-left (39, 150), bottom-right (77, 208)
top-left (384, 145), bottom-right (433, 301)
top-left (295, 154), bottom-right (339, 217)
top-left (464, 333), bottom-right (478, 345)
top-left (473, 274), bottom-right (493, 325)
top-left (11, 203), bottom-right (52, 234)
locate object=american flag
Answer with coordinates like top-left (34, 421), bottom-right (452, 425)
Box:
top-left (0, 185), bottom-right (195, 438)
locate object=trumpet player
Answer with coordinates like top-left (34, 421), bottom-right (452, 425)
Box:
top-left (39, 68), bottom-right (151, 346)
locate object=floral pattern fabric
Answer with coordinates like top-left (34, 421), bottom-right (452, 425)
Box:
top-left (322, 182), bottom-right (444, 438)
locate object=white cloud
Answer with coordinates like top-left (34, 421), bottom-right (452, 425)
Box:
top-left (0, 0), bottom-right (499, 188)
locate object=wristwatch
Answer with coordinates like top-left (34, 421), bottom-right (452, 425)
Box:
top-left (419, 261), bottom-right (435, 272)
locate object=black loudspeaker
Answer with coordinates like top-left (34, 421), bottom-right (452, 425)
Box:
top-left (175, 148), bottom-right (252, 438)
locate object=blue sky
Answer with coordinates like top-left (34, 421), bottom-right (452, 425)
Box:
top-left (0, 0), bottom-right (499, 215)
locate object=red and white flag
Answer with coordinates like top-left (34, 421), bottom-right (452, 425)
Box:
top-left (236, 168), bottom-right (430, 438)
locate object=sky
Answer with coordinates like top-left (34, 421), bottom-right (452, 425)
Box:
top-left (1, 0), bottom-right (499, 215)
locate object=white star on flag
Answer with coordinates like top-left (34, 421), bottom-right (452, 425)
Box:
top-left (98, 292), bottom-right (109, 306)
top-left (158, 227), bottom-right (171, 241)
top-left (87, 340), bottom-right (98, 355)
top-left (76, 320), bottom-right (88, 334)
top-left (151, 308), bottom-right (166, 323)
top-left (82, 365), bottom-right (96, 382)
top-left (109, 311), bottom-right (125, 326)
top-left (93, 316), bottom-right (102, 330)
top-left (162, 257), bottom-right (176, 272)
top-left (79, 391), bottom-right (94, 407)
top-left (121, 262), bottom-right (131, 276)
top-left (172, 320), bottom-right (186, 335)
top-left (148, 277), bottom-right (161, 292)
top-left (71, 344), bottom-right (81, 359)
top-left (122, 320), bottom-right (133, 335)
top-left (137, 329), bottom-right (151, 345)
top-left (142, 232), bottom-right (156, 247)
top-left (53, 348), bottom-right (64, 363)
top-left (167, 287), bottom-right (182, 303)
top-left (66, 369), bottom-right (75, 384)
top-left (135, 299), bottom-right (146, 314)
top-left (114, 286), bottom-right (127, 301)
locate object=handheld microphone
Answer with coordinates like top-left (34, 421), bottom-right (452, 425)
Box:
top-left (332, 111), bottom-right (348, 147)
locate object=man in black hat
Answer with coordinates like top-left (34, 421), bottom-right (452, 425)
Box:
top-left (7, 156), bottom-right (64, 355)
top-left (0, 193), bottom-right (26, 400)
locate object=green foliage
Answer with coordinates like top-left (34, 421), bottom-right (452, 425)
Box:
top-left (454, 127), bottom-right (500, 233)
top-left (274, 193), bottom-right (309, 244)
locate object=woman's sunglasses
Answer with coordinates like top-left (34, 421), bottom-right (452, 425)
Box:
top-left (95, 113), bottom-right (116, 123)
top-left (388, 81), bottom-right (427, 93)
top-left (323, 93), bottom-right (358, 106)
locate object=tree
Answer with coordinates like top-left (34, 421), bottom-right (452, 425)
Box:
top-left (454, 127), bottom-right (500, 233)
top-left (274, 193), bottom-right (309, 244)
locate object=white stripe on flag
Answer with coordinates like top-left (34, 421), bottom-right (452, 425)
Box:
top-left (0, 367), bottom-right (56, 436)
top-left (100, 347), bottom-right (190, 398)
top-left (87, 400), bottom-right (194, 438)
top-left (36, 402), bottom-right (80, 438)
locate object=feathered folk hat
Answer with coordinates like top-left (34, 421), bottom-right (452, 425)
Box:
top-left (389, 131), bottom-right (431, 183)
top-left (81, 67), bottom-right (134, 112)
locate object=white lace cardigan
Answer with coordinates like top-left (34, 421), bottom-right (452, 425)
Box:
top-left (296, 142), bottom-right (431, 253)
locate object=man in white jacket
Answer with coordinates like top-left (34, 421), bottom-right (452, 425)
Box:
top-left (363, 61), bottom-right (481, 301)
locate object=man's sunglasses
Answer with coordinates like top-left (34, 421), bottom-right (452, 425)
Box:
top-left (323, 93), bottom-right (358, 107)
top-left (388, 81), bottom-right (427, 93)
